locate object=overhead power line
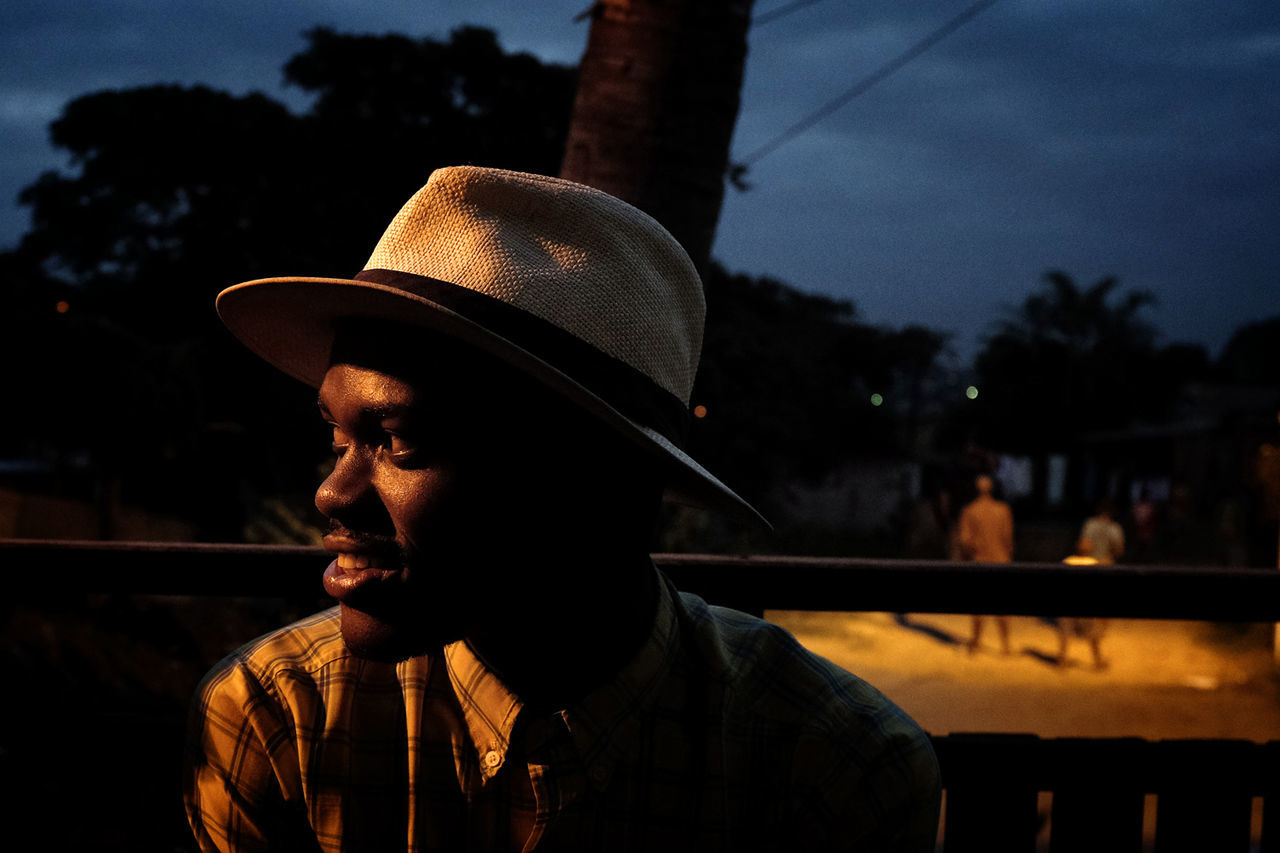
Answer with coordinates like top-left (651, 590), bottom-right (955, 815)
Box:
top-left (734, 0), bottom-right (1002, 171)
top-left (753, 0), bottom-right (831, 28)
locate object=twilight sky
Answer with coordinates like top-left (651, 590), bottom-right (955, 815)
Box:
top-left (2, 0), bottom-right (1277, 362)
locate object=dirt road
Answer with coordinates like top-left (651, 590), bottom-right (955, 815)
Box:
top-left (766, 610), bottom-right (1280, 742)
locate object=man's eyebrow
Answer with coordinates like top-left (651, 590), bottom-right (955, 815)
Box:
top-left (316, 398), bottom-right (416, 421)
top-left (362, 404), bottom-right (413, 420)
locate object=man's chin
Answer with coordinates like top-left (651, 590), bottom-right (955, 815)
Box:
top-left (337, 602), bottom-right (463, 661)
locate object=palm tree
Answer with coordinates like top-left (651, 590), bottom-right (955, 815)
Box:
top-left (996, 270), bottom-right (1155, 357)
top-left (974, 271), bottom-right (1164, 450)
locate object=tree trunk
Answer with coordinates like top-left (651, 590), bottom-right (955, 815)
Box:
top-left (560, 0), bottom-right (754, 275)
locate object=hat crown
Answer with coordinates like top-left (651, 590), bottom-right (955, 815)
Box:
top-left (365, 167), bottom-right (705, 403)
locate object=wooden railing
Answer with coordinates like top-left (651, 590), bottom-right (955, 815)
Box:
top-left (5, 538), bottom-right (1279, 852)
top-left (7, 539), bottom-right (1280, 620)
top-left (933, 734), bottom-right (1277, 853)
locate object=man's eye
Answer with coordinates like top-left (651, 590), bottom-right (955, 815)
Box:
top-left (329, 426), bottom-right (350, 455)
top-left (386, 433), bottom-right (417, 457)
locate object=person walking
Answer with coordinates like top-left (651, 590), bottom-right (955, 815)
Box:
top-left (1058, 497), bottom-right (1124, 669)
top-left (958, 474), bottom-right (1015, 655)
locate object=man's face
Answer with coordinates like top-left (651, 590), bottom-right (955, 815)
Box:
top-left (312, 322), bottom-right (663, 660)
top-left (314, 341), bottom-right (550, 659)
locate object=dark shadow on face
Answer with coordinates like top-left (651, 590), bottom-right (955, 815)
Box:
top-left (315, 318), bottom-right (665, 660)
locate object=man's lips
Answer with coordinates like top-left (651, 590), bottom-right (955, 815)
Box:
top-left (323, 555), bottom-right (400, 600)
top-left (321, 534), bottom-right (403, 601)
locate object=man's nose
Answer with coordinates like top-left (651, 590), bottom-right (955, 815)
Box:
top-left (315, 448), bottom-right (375, 520)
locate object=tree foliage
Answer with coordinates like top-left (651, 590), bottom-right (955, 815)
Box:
top-left (1217, 315), bottom-right (1280, 386)
top-left (18, 27), bottom-right (576, 335)
top-left (689, 264), bottom-right (943, 513)
top-left (14, 25), bottom-right (1226, 544)
top-left (1, 27), bottom-right (576, 536)
top-left (970, 270), bottom-right (1207, 451)
top-left (4, 25), bottom-right (950, 539)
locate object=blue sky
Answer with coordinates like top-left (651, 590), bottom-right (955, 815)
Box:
top-left (2, 0), bottom-right (1277, 362)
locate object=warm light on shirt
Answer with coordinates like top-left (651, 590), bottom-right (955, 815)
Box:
top-left (184, 571), bottom-right (940, 852)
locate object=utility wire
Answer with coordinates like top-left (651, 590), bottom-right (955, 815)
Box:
top-left (734, 0), bottom-right (1002, 171)
top-left (753, 0), bottom-right (830, 28)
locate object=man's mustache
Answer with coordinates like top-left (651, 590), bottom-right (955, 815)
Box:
top-left (325, 520), bottom-right (403, 554)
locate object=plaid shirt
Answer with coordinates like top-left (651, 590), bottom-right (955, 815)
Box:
top-left (184, 572), bottom-right (940, 852)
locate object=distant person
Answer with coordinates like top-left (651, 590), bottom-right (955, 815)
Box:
top-left (1129, 487), bottom-right (1157, 562)
top-left (898, 482), bottom-right (953, 629)
top-left (1078, 496), bottom-right (1124, 565)
top-left (905, 485), bottom-right (953, 560)
top-left (1057, 497), bottom-right (1122, 670)
top-left (957, 474), bottom-right (1014, 655)
top-left (1161, 483), bottom-right (1206, 562)
top-left (1215, 496), bottom-right (1248, 566)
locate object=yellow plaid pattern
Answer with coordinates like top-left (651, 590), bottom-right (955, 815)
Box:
top-left (184, 572), bottom-right (940, 852)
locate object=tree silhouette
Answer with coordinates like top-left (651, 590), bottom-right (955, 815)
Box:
top-left (2, 27), bottom-right (576, 538)
top-left (1217, 315), bottom-right (1280, 386)
top-left (971, 270), bottom-right (1205, 453)
top-left (993, 271), bottom-right (1157, 358)
top-left (689, 263), bottom-right (927, 515)
top-left (17, 26), bottom-right (576, 339)
top-left (2, 23), bottom-right (959, 542)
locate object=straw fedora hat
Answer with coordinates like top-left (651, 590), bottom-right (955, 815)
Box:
top-left (216, 166), bottom-right (766, 526)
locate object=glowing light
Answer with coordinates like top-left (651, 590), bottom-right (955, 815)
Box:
top-left (870, 393), bottom-right (884, 407)
top-left (693, 404), bottom-right (707, 419)
top-left (55, 300), bottom-right (70, 314)
top-left (965, 385), bottom-right (979, 400)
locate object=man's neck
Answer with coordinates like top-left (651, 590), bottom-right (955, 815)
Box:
top-left (465, 549), bottom-right (659, 711)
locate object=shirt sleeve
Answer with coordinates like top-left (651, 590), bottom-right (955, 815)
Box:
top-left (182, 658), bottom-right (320, 853)
top-left (788, 696), bottom-right (942, 851)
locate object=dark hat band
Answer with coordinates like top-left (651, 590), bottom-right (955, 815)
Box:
top-left (354, 268), bottom-right (691, 449)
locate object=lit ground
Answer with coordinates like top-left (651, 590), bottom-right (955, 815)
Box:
top-left (765, 610), bottom-right (1280, 742)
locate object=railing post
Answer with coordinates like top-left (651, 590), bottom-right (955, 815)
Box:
top-left (1151, 740), bottom-right (1257, 853)
top-left (1046, 738), bottom-right (1146, 853)
top-left (934, 734), bottom-right (1041, 853)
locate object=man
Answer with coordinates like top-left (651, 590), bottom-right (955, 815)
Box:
top-left (1057, 496), bottom-right (1125, 669)
top-left (183, 167), bottom-right (940, 851)
top-left (1077, 496), bottom-right (1125, 566)
top-left (958, 474), bottom-right (1015, 655)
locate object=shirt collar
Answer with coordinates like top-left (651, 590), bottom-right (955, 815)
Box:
top-left (442, 566), bottom-right (680, 787)
top-left (560, 569), bottom-right (679, 788)
top-left (443, 639), bottom-right (524, 783)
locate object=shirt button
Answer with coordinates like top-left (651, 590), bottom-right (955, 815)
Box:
top-left (483, 750), bottom-right (502, 769)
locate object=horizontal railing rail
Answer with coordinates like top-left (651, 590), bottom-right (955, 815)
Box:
top-left (5, 538), bottom-right (1278, 621)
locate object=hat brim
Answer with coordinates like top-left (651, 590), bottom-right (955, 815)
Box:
top-left (217, 276), bottom-right (769, 528)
